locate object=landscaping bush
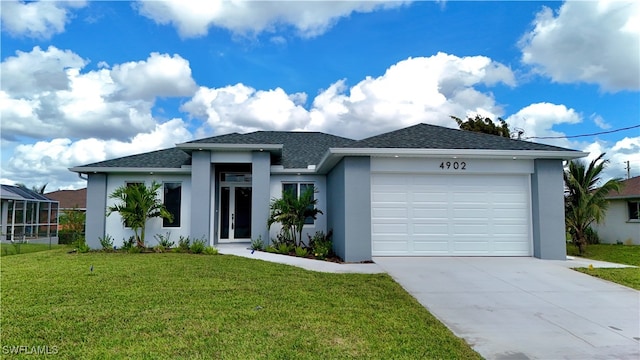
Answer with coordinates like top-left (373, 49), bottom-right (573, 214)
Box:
top-left (294, 246), bottom-right (308, 257)
top-left (99, 234), bottom-right (114, 250)
top-left (309, 230), bottom-right (333, 260)
top-left (251, 235), bottom-right (264, 250)
top-left (154, 232), bottom-right (175, 248)
top-left (121, 236), bottom-right (135, 251)
top-left (203, 246), bottom-right (218, 255)
top-left (177, 236), bottom-right (191, 252)
top-left (190, 238), bottom-right (206, 254)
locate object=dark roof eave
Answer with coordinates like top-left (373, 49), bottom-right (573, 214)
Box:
top-left (69, 166), bottom-right (192, 174)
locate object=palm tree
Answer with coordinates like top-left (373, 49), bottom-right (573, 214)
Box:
top-left (564, 153), bottom-right (622, 254)
top-left (268, 186), bottom-right (323, 248)
top-left (107, 181), bottom-right (173, 248)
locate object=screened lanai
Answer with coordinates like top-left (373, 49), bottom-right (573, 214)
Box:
top-left (1, 185), bottom-right (59, 244)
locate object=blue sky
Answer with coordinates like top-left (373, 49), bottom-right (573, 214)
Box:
top-left (1, 0), bottom-right (639, 190)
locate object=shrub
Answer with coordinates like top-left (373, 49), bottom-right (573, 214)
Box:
top-left (251, 236), bottom-right (264, 251)
top-left (99, 234), bottom-right (114, 250)
top-left (57, 230), bottom-right (75, 245)
top-left (294, 246), bottom-right (308, 257)
top-left (128, 246), bottom-right (142, 254)
top-left (154, 232), bottom-right (175, 248)
top-left (309, 230), bottom-right (333, 260)
top-left (190, 238), bottom-right (206, 254)
top-left (121, 236), bottom-right (135, 251)
top-left (203, 246), bottom-right (218, 255)
top-left (277, 243), bottom-right (294, 255)
top-left (265, 245), bottom-right (278, 253)
top-left (178, 236), bottom-right (191, 252)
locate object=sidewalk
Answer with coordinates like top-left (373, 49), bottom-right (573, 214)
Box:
top-left (216, 243), bottom-right (384, 274)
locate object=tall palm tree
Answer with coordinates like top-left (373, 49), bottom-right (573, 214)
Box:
top-left (564, 153), bottom-right (622, 254)
top-left (107, 181), bottom-right (173, 248)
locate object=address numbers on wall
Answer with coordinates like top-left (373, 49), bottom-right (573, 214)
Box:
top-left (439, 161), bottom-right (467, 170)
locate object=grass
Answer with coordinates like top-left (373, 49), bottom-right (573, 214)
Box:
top-left (1, 249), bottom-right (481, 359)
top-left (567, 243), bottom-right (640, 290)
top-left (0, 242), bottom-right (67, 257)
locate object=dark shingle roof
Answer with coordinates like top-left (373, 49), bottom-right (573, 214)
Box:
top-left (188, 131), bottom-right (355, 168)
top-left (350, 123), bottom-right (577, 152)
top-left (75, 148), bottom-right (191, 169)
top-left (72, 124), bottom-right (580, 171)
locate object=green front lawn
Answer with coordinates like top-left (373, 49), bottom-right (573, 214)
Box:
top-left (1, 249), bottom-right (481, 359)
top-left (0, 242), bottom-right (67, 257)
top-left (567, 244), bottom-right (640, 290)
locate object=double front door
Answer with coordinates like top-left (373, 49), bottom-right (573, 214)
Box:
top-left (219, 181), bottom-right (252, 242)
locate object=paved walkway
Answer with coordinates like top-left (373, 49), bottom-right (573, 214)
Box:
top-left (216, 243), bottom-right (384, 273)
top-left (217, 245), bottom-right (639, 359)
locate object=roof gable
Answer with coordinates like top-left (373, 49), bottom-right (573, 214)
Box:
top-left (351, 123), bottom-right (577, 152)
top-left (186, 131), bottom-right (355, 168)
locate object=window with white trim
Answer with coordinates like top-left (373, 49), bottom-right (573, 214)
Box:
top-left (628, 201), bottom-right (640, 221)
top-left (163, 182), bottom-right (182, 227)
top-left (282, 182), bottom-right (316, 225)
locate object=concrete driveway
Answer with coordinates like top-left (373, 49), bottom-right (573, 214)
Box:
top-left (373, 257), bottom-right (640, 360)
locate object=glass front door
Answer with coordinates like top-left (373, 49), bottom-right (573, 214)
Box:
top-left (219, 184), bottom-right (252, 241)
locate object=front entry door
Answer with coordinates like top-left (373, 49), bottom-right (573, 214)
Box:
top-left (219, 185), bottom-right (252, 241)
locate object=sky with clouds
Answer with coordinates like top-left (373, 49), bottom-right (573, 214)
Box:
top-left (1, 0), bottom-right (638, 191)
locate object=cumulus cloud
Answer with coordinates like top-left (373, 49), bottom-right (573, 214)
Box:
top-left (1, 0), bottom-right (87, 39)
top-left (0, 47), bottom-right (197, 141)
top-left (520, 0), bottom-right (640, 91)
top-left (2, 119), bottom-right (193, 190)
top-left (135, 0), bottom-right (408, 38)
top-left (181, 53), bottom-right (517, 139)
top-left (182, 84), bottom-right (310, 136)
top-left (505, 102), bottom-right (582, 148)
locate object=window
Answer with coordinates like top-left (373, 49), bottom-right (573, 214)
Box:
top-left (628, 201), bottom-right (640, 220)
top-left (282, 183), bottom-right (316, 225)
top-left (163, 182), bottom-right (182, 227)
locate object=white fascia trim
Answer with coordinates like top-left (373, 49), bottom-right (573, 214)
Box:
top-left (69, 167), bottom-right (191, 174)
top-left (316, 148), bottom-right (588, 172)
top-left (269, 166), bottom-right (317, 175)
top-left (176, 143), bottom-right (283, 151)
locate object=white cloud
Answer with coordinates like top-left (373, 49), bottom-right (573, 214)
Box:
top-left (135, 0), bottom-right (408, 38)
top-left (1, 47), bottom-right (197, 141)
top-left (182, 53), bottom-right (515, 140)
top-left (520, 0), bottom-right (640, 91)
top-left (182, 84), bottom-right (310, 137)
top-left (305, 53), bottom-right (516, 138)
top-left (0, 0), bottom-right (87, 39)
top-left (2, 119), bottom-right (193, 191)
top-left (505, 102), bottom-right (582, 148)
top-left (591, 113), bottom-right (611, 130)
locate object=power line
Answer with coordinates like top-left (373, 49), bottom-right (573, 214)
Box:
top-left (523, 124), bottom-right (640, 140)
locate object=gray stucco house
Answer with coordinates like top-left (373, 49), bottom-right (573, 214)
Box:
top-left (70, 123), bottom-right (586, 262)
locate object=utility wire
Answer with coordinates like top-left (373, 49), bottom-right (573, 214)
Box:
top-left (523, 124), bottom-right (640, 140)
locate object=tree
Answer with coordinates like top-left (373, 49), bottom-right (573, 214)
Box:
top-left (267, 186), bottom-right (323, 248)
top-left (107, 181), bottom-right (173, 248)
top-left (451, 115), bottom-right (511, 138)
top-left (564, 153), bottom-right (622, 254)
top-left (16, 183), bottom-right (47, 194)
top-left (59, 208), bottom-right (86, 245)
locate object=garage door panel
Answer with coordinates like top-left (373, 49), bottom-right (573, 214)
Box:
top-left (372, 173), bottom-right (531, 257)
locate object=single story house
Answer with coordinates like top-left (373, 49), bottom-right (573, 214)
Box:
top-left (1, 184), bottom-right (59, 244)
top-left (70, 123), bottom-right (586, 261)
top-left (591, 176), bottom-right (640, 245)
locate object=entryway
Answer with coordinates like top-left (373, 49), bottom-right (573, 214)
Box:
top-left (219, 172), bottom-right (252, 242)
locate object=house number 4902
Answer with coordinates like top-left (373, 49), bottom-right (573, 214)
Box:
top-left (439, 161), bottom-right (466, 170)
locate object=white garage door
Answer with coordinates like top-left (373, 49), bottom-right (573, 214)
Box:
top-left (371, 173), bottom-right (531, 256)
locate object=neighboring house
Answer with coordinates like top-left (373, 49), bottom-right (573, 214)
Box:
top-left (591, 176), bottom-right (640, 245)
top-left (0, 184), bottom-right (59, 244)
top-left (45, 188), bottom-right (87, 231)
top-left (70, 123), bottom-right (586, 262)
